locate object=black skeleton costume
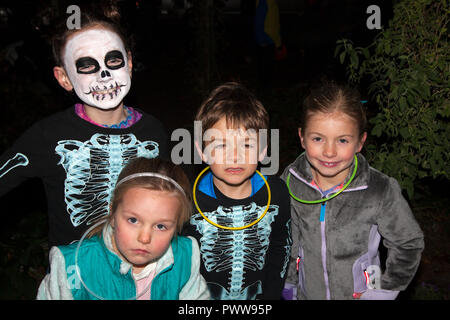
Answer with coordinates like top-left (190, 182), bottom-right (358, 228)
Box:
top-left (0, 28), bottom-right (169, 247)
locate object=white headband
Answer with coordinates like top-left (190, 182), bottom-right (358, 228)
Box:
top-left (115, 173), bottom-right (186, 197)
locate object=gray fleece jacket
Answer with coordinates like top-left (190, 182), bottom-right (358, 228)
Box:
top-left (281, 153), bottom-right (424, 300)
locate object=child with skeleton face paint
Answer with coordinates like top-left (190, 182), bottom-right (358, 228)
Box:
top-left (0, 4), bottom-right (169, 249)
top-left (53, 23), bottom-right (133, 126)
top-left (60, 28), bottom-right (131, 110)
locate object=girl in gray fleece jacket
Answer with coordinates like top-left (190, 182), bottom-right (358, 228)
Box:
top-left (281, 82), bottom-right (424, 300)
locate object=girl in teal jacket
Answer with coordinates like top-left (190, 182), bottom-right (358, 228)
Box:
top-left (37, 158), bottom-right (210, 300)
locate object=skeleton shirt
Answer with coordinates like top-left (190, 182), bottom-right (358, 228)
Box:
top-left (0, 107), bottom-right (169, 247)
top-left (184, 171), bottom-right (292, 300)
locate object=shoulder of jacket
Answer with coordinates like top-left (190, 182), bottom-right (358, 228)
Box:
top-left (171, 235), bottom-right (194, 254)
top-left (57, 236), bottom-right (103, 259)
top-left (137, 110), bottom-right (165, 127)
top-left (365, 166), bottom-right (405, 204)
top-left (368, 166), bottom-right (396, 188)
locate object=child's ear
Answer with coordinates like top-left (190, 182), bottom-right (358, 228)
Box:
top-left (258, 145), bottom-right (268, 163)
top-left (194, 140), bottom-right (207, 163)
top-left (298, 128), bottom-right (306, 149)
top-left (357, 132), bottom-right (367, 152)
top-left (53, 66), bottom-right (73, 91)
top-left (127, 51), bottom-right (133, 78)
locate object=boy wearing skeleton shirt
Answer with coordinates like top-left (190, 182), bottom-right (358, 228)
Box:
top-left (0, 9), bottom-right (169, 247)
top-left (183, 82), bottom-right (292, 300)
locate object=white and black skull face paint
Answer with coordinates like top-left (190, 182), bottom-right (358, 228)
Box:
top-left (63, 29), bottom-right (131, 110)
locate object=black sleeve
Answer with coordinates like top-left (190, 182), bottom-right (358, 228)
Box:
top-left (258, 177), bottom-right (292, 299)
top-left (157, 122), bottom-right (170, 161)
top-left (137, 111), bottom-right (170, 161)
top-left (0, 121), bottom-right (51, 197)
top-left (148, 114), bottom-right (170, 161)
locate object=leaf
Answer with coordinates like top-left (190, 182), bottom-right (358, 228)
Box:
top-left (417, 170), bottom-right (428, 179)
top-left (362, 47), bottom-right (370, 59)
top-left (399, 96), bottom-right (408, 111)
top-left (350, 51), bottom-right (359, 69)
top-left (417, 83), bottom-right (431, 98)
top-left (399, 127), bottom-right (409, 139)
top-left (438, 100), bottom-right (450, 117)
top-left (340, 51), bottom-right (346, 64)
top-left (371, 123), bottom-right (384, 137)
top-left (334, 44), bottom-right (342, 57)
top-left (385, 41), bottom-right (391, 54)
top-left (406, 93), bottom-right (416, 106)
top-left (391, 85), bottom-right (399, 100)
top-left (405, 178), bottom-right (414, 199)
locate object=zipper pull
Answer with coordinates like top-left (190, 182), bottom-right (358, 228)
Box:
top-left (319, 202), bottom-right (327, 222)
top-left (364, 270), bottom-right (370, 286)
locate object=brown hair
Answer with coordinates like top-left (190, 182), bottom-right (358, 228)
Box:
top-left (50, 1), bottom-right (131, 67)
top-left (195, 82), bottom-right (269, 144)
top-left (90, 157), bottom-right (192, 236)
top-left (300, 81), bottom-right (367, 136)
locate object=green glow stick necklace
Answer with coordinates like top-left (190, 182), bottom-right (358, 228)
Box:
top-left (286, 155), bottom-right (358, 204)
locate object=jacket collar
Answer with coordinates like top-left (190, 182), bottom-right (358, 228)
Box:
top-left (101, 223), bottom-right (174, 276)
top-left (288, 152), bottom-right (370, 193)
top-left (198, 170), bottom-right (267, 198)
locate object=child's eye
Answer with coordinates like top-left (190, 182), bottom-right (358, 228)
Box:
top-left (104, 50), bottom-right (125, 70)
top-left (312, 137), bottom-right (322, 142)
top-left (106, 57), bottom-right (123, 68)
top-left (127, 217), bottom-right (138, 224)
top-left (75, 57), bottom-right (100, 74)
top-left (78, 65), bottom-right (97, 73)
top-left (339, 138), bottom-right (349, 144)
top-left (214, 143), bottom-right (226, 149)
top-left (155, 224), bottom-right (167, 231)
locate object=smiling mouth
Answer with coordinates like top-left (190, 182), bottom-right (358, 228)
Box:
top-left (85, 82), bottom-right (125, 101)
top-left (319, 161), bottom-right (340, 168)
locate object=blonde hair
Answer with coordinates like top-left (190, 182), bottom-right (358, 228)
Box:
top-left (89, 157), bottom-right (192, 237)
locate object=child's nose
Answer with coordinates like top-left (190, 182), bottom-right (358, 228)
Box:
top-left (226, 145), bottom-right (243, 164)
top-left (138, 228), bottom-right (151, 244)
top-left (98, 69), bottom-right (112, 82)
top-left (323, 142), bottom-right (337, 157)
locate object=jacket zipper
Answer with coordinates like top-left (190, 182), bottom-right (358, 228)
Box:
top-left (320, 202), bottom-right (331, 300)
top-left (288, 167), bottom-right (368, 299)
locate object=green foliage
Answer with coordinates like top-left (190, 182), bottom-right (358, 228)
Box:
top-left (335, 0), bottom-right (450, 198)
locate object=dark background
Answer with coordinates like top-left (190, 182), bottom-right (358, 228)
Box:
top-left (0, 0), bottom-right (448, 299)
